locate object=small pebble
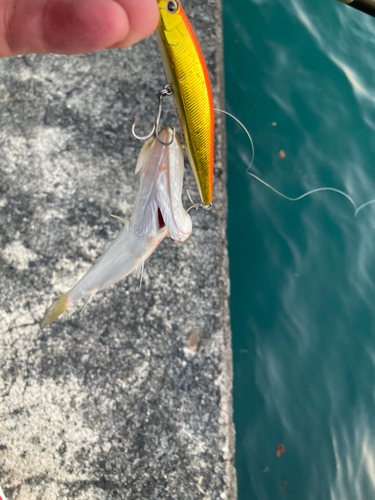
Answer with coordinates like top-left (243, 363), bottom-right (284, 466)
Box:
top-left (183, 331), bottom-right (199, 360)
top-left (81, 354), bottom-right (90, 364)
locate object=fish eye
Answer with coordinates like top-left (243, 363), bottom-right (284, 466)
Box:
top-left (166, 0), bottom-right (179, 13)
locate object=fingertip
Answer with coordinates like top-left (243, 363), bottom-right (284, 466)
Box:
top-left (43, 0), bottom-right (130, 54)
top-left (110, 0), bottom-right (160, 48)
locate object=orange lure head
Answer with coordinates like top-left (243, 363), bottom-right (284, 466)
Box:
top-left (156, 0), bottom-right (215, 206)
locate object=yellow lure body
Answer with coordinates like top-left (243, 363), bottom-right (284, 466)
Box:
top-left (156, 0), bottom-right (215, 205)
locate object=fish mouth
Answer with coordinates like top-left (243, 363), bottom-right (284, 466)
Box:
top-left (157, 208), bottom-right (166, 229)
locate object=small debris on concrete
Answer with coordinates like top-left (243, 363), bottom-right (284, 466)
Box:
top-left (183, 331), bottom-right (200, 360)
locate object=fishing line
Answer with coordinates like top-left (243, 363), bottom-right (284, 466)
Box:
top-left (214, 108), bottom-right (255, 169)
top-left (248, 173), bottom-right (358, 211)
top-left (215, 108), bottom-right (375, 217)
top-left (354, 200), bottom-right (375, 216)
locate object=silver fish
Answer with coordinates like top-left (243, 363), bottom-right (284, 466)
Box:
top-left (42, 127), bottom-right (192, 327)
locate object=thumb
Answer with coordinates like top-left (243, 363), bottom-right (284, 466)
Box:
top-left (1, 0), bottom-right (159, 56)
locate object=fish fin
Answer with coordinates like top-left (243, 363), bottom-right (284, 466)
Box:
top-left (41, 292), bottom-right (70, 328)
top-left (110, 214), bottom-right (130, 227)
top-left (137, 260), bottom-right (145, 290)
top-left (156, 171), bottom-right (181, 241)
top-left (79, 291), bottom-right (96, 316)
top-left (135, 136), bottom-right (156, 174)
top-left (131, 138), bottom-right (163, 234)
top-left (131, 199), bottom-right (158, 235)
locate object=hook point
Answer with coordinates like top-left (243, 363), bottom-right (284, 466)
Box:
top-left (132, 84), bottom-right (174, 145)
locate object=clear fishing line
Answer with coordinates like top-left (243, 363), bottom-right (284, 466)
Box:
top-left (214, 108), bottom-right (255, 169)
top-left (354, 200), bottom-right (375, 216)
top-left (215, 108), bottom-right (375, 217)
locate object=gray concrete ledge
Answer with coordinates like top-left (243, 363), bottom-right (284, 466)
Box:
top-left (0, 1), bottom-right (236, 498)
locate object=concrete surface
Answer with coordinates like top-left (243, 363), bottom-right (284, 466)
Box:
top-left (0, 1), bottom-right (236, 499)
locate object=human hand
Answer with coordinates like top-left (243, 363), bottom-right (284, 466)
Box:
top-left (0, 0), bottom-right (159, 57)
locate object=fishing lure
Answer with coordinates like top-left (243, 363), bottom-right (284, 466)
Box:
top-left (155, 0), bottom-right (215, 207)
top-left (42, 127), bottom-right (192, 327)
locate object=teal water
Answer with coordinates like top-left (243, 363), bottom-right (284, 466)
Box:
top-left (223, 1), bottom-right (375, 499)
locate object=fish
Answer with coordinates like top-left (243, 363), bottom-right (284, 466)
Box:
top-left (42, 127), bottom-right (192, 327)
top-left (155, 0), bottom-right (215, 206)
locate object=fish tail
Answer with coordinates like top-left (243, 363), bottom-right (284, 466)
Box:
top-left (41, 292), bottom-right (70, 328)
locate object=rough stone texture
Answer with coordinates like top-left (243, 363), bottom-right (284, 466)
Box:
top-left (0, 1), bottom-right (236, 499)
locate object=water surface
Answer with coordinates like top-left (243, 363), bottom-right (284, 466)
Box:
top-left (223, 1), bottom-right (375, 498)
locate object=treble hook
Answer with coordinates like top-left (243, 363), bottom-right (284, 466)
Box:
top-left (186, 188), bottom-right (213, 213)
top-left (132, 84), bottom-right (175, 147)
